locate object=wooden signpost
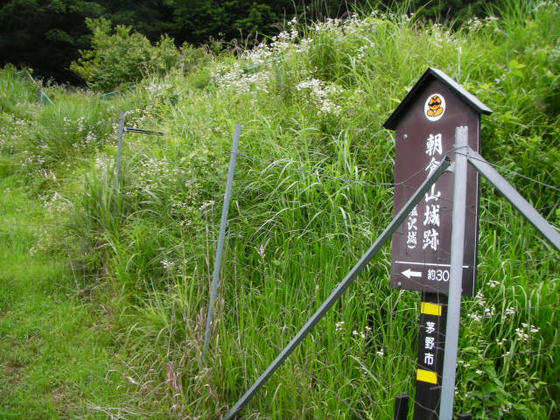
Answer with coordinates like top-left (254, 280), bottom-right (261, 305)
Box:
top-left (384, 68), bottom-right (492, 419)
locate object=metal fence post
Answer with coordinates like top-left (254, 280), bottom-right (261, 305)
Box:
top-left (203, 124), bottom-right (242, 355)
top-left (394, 394), bottom-right (410, 420)
top-left (115, 111), bottom-right (127, 188)
top-left (439, 126), bottom-right (469, 420)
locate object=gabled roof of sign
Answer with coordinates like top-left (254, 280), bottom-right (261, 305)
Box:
top-left (383, 67), bottom-right (493, 130)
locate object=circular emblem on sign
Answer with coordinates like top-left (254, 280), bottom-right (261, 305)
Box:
top-left (424, 93), bottom-right (446, 121)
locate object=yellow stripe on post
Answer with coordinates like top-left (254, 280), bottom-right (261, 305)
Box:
top-left (421, 302), bottom-right (443, 316)
top-left (417, 369), bottom-right (438, 384)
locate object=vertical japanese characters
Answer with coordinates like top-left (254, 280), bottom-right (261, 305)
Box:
top-left (405, 133), bottom-right (443, 260)
top-left (424, 320), bottom-right (436, 367)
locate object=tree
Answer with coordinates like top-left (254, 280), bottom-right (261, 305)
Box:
top-left (0, 0), bottom-right (105, 82)
top-left (70, 18), bottom-right (181, 91)
top-left (0, 0), bottom-right (495, 83)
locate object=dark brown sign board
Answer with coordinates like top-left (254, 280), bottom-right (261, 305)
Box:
top-left (384, 68), bottom-right (492, 296)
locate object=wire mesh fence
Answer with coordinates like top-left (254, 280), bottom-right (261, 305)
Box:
top-left (2, 104), bottom-right (557, 418)
top-left (207, 142), bottom-right (559, 418)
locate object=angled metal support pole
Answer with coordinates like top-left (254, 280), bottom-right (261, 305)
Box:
top-left (204, 124), bottom-right (242, 355)
top-left (467, 150), bottom-right (560, 250)
top-left (123, 127), bottom-right (164, 135)
top-left (40, 89), bottom-right (54, 105)
top-left (224, 156), bottom-right (451, 420)
top-left (440, 126), bottom-right (469, 420)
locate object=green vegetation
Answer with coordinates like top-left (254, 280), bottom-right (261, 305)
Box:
top-left (0, 1), bottom-right (559, 418)
top-left (69, 18), bottom-right (186, 91)
top-left (1, 0), bottom-right (491, 83)
top-left (0, 176), bottom-right (133, 418)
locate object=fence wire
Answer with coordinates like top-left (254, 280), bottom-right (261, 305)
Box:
top-left (456, 151), bottom-right (560, 193)
top-left (237, 147), bottom-right (560, 196)
top-left (5, 118), bottom-right (555, 417)
top-left (223, 145), bottom-right (558, 418)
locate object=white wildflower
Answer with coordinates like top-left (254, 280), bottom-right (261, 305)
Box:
top-left (258, 244), bottom-right (266, 258)
top-left (495, 338), bottom-right (508, 346)
top-left (515, 328), bottom-right (529, 342)
top-left (162, 259), bottom-right (174, 270)
top-left (522, 323), bottom-right (539, 333)
top-left (296, 78), bottom-right (341, 115)
top-left (467, 313), bottom-right (482, 322)
top-left (505, 307), bottom-right (516, 316)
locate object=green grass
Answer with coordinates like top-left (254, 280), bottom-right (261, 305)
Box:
top-left (0, 176), bottom-right (133, 419)
top-left (0, 1), bottom-right (559, 418)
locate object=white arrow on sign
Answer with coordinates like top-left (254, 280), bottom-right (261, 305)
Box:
top-left (401, 268), bottom-right (422, 279)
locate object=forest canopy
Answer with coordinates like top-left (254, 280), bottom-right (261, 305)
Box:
top-left (0, 0), bottom-right (491, 83)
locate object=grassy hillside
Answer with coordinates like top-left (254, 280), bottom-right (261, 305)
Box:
top-left (0, 1), bottom-right (559, 418)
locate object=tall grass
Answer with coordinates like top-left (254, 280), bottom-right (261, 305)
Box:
top-left (0, 0), bottom-right (558, 418)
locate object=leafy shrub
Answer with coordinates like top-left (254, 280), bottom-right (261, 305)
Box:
top-left (70, 18), bottom-right (182, 91)
top-left (149, 35), bottom-right (182, 77)
top-left (179, 43), bottom-right (211, 74)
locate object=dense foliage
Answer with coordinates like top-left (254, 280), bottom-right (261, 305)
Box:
top-left (0, 0), bottom-right (558, 418)
top-left (1, 0), bottom-right (491, 83)
top-left (69, 18), bottom-right (181, 91)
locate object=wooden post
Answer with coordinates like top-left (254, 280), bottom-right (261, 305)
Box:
top-left (414, 293), bottom-right (447, 419)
